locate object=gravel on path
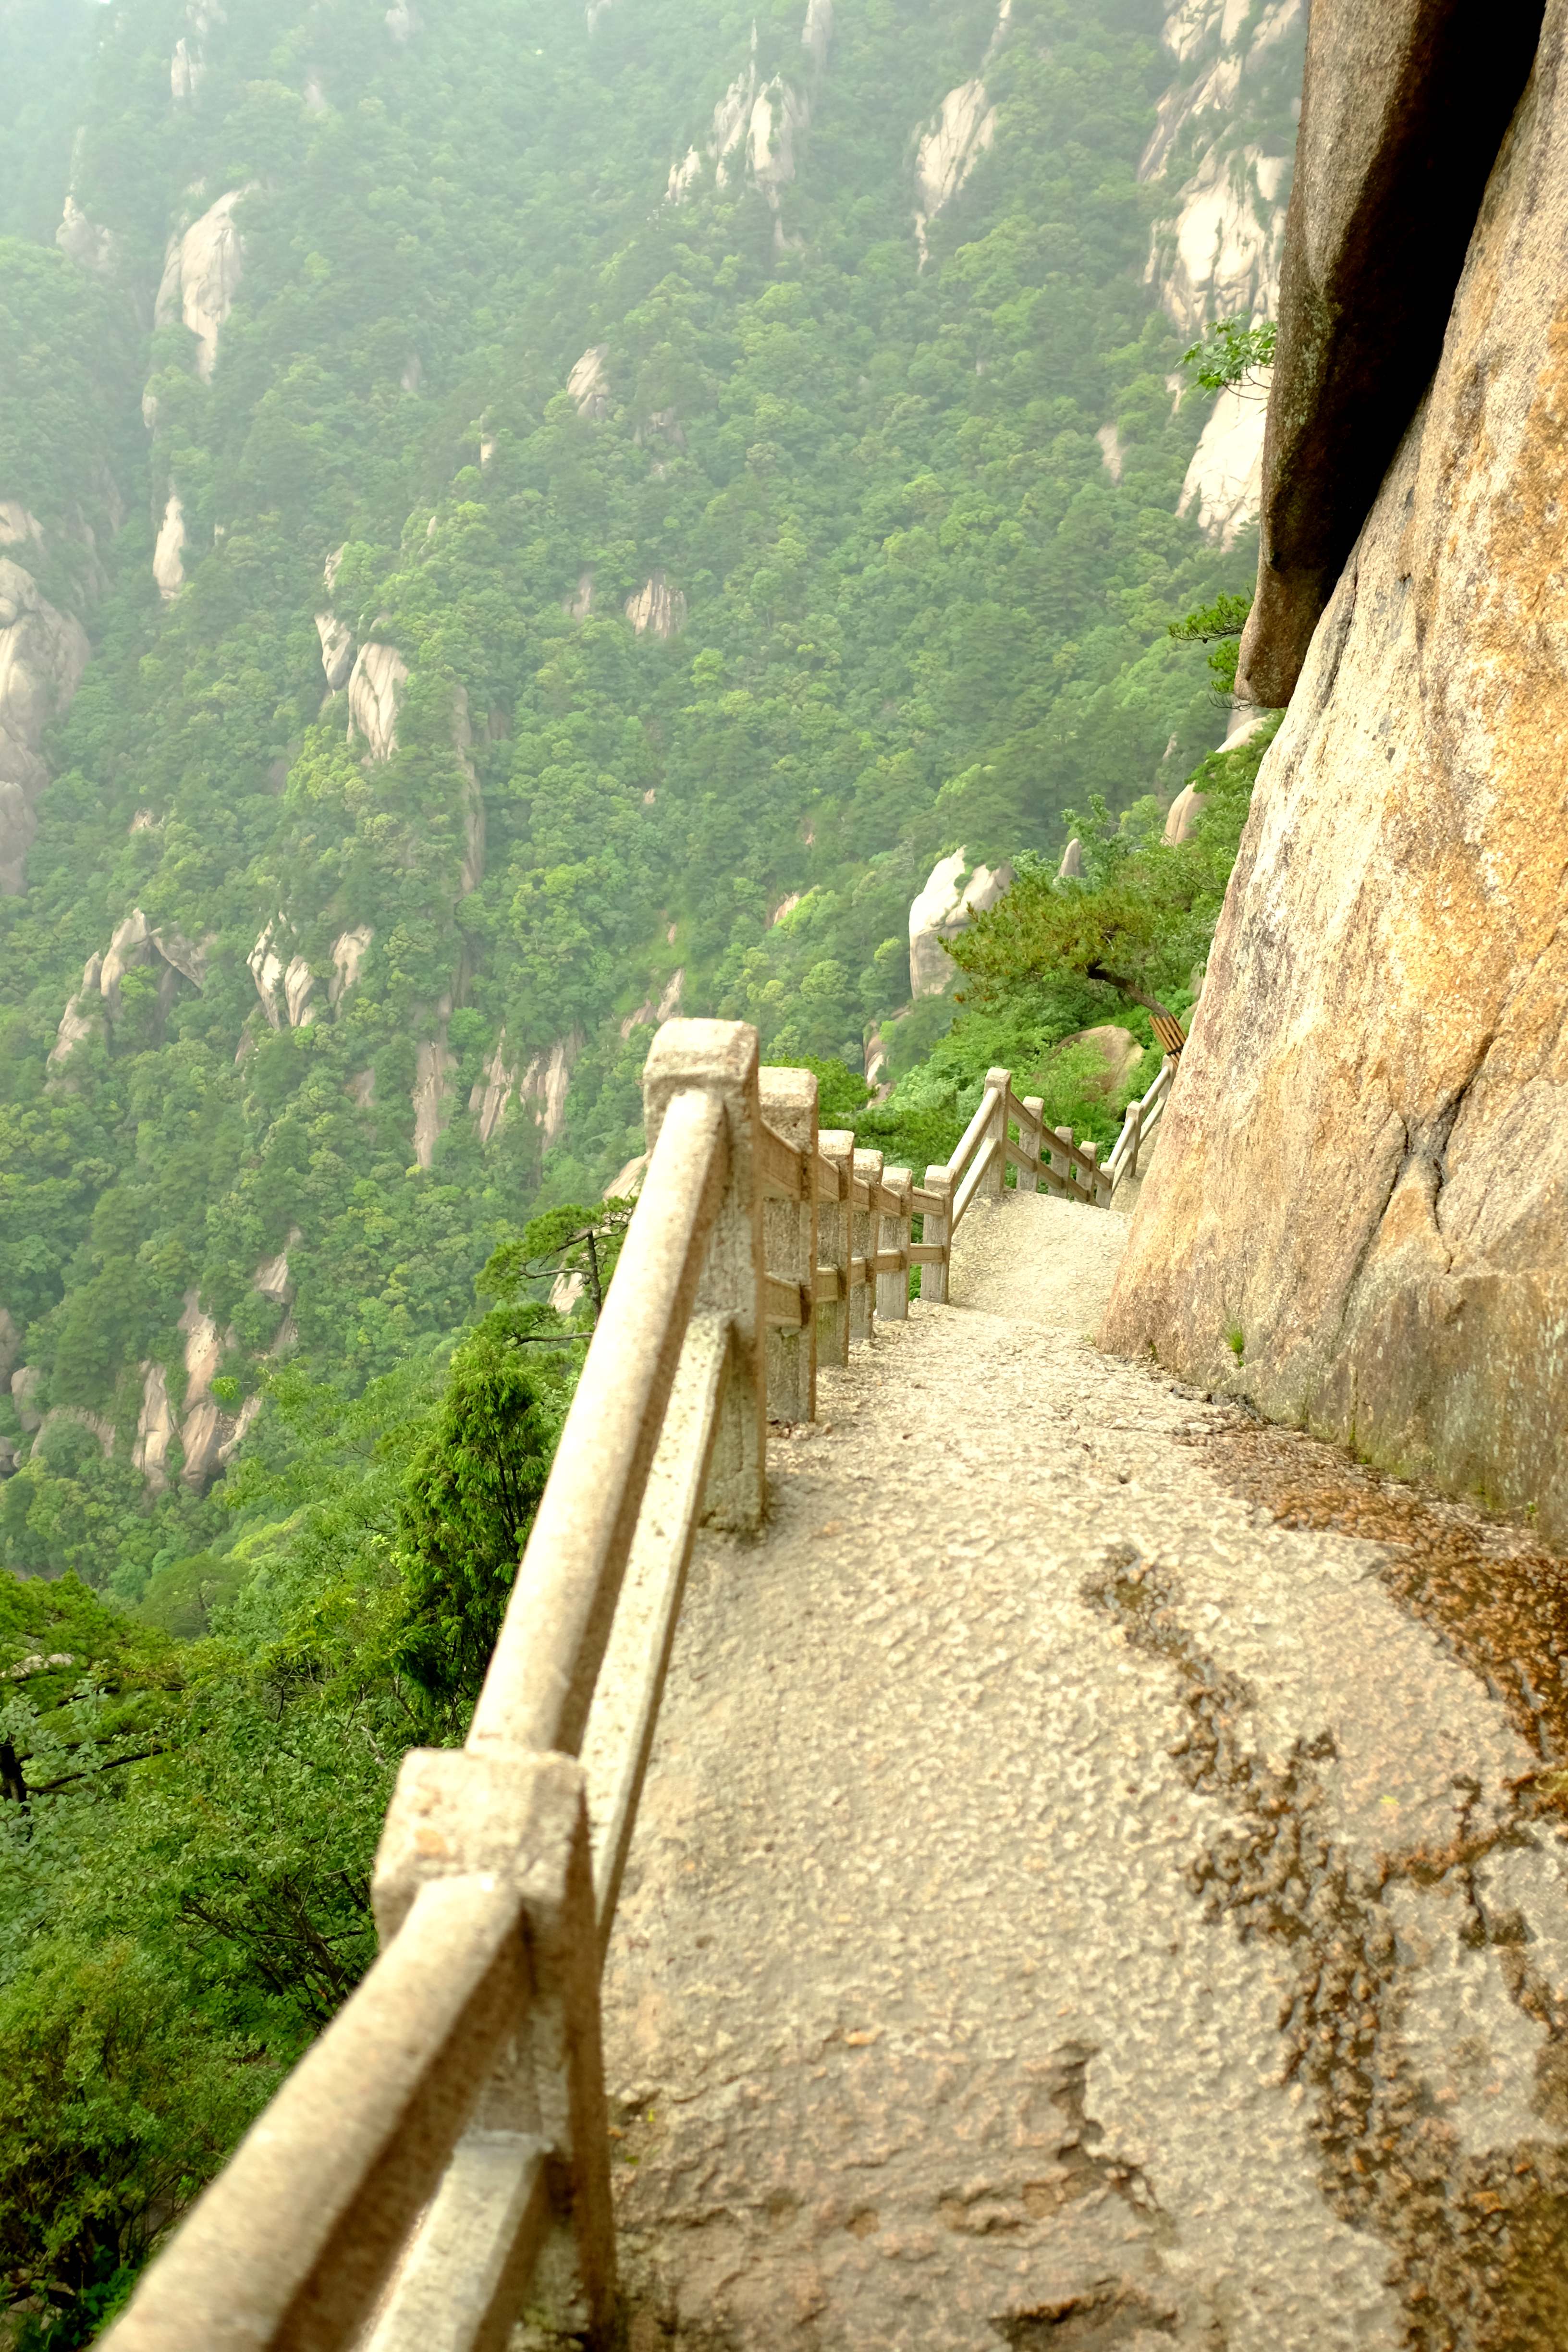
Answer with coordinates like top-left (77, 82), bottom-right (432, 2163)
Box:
top-left (586, 1191), bottom-right (1568, 2352)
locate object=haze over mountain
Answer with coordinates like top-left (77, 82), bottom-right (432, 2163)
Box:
top-left (0, 0), bottom-right (1299, 1589)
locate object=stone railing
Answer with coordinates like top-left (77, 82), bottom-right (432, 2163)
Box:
top-left (102, 1019), bottom-right (1167, 2352)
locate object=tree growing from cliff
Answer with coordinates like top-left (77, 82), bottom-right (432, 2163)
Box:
top-left (1182, 316), bottom-right (1277, 392)
top-left (1166, 591), bottom-right (1252, 700)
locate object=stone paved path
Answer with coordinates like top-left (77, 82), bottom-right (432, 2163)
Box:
top-left (592, 1192), bottom-right (1568, 2351)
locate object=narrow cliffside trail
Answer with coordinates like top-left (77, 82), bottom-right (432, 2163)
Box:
top-left (591, 1192), bottom-right (1568, 2352)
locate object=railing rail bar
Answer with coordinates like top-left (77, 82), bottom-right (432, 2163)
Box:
top-left (106, 1876), bottom-right (526, 2352)
top-left (466, 1087), bottom-right (728, 1762)
top-left (361, 2131), bottom-right (551, 2352)
top-left (585, 1312), bottom-right (731, 1956)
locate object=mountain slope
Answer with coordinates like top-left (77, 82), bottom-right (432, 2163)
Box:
top-left (0, 0), bottom-right (1294, 1591)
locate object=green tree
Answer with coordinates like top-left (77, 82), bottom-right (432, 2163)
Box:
top-left (392, 1310), bottom-right (565, 1728)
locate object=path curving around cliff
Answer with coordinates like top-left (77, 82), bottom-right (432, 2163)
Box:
top-left (584, 1191), bottom-right (1568, 2352)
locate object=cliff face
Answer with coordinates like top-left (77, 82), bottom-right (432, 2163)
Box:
top-left (1103, 2), bottom-right (1568, 1543)
top-left (1141, 0), bottom-right (1305, 551)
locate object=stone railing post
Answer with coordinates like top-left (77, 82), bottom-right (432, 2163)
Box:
top-left (760, 1067), bottom-right (818, 1425)
top-left (920, 1164), bottom-right (952, 1302)
top-left (984, 1067), bottom-right (1010, 1198)
top-left (851, 1147), bottom-right (882, 1345)
top-left (818, 1129), bottom-right (854, 1367)
top-left (371, 1750), bottom-right (615, 2347)
top-left (1017, 1095), bottom-right (1043, 1193)
top-left (642, 1019), bottom-right (765, 1531)
top-left (878, 1168), bottom-right (911, 1323)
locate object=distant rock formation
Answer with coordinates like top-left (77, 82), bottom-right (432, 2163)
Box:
top-left (0, 553), bottom-right (91, 893)
top-left (348, 641), bottom-right (408, 760)
top-left (1104, 1), bottom-right (1568, 1545)
top-left (315, 611), bottom-right (355, 691)
top-left (907, 850), bottom-right (1012, 999)
top-left (911, 1), bottom-right (1010, 261)
top-left (567, 345), bottom-right (612, 420)
top-left (412, 1037), bottom-right (455, 1167)
top-left (248, 917), bottom-right (316, 1029)
top-left (154, 494), bottom-right (186, 599)
top-left (625, 573), bottom-right (686, 639)
top-left (155, 189), bottom-right (248, 381)
top-left (1141, 0), bottom-right (1305, 547)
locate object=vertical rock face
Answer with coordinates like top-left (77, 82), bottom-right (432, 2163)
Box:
top-left (567, 345), bottom-right (611, 420)
top-left (1235, 0), bottom-right (1546, 708)
top-left (907, 850), bottom-right (1012, 998)
top-left (412, 1038), bottom-right (455, 1168)
top-left (155, 190), bottom-right (248, 382)
top-left (348, 642), bottom-right (408, 759)
top-left (0, 557), bottom-right (92, 894)
top-left (625, 574), bottom-right (686, 639)
top-left (1141, 0), bottom-right (1304, 546)
top-left (1103, 3), bottom-right (1568, 1544)
top-left (153, 495), bottom-right (186, 600)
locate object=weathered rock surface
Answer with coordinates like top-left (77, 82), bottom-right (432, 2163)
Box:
top-left (315, 611), bottom-right (355, 691)
top-left (329, 925), bottom-right (372, 1006)
top-left (1105, 2), bottom-right (1568, 1544)
top-left (1237, 0), bottom-right (1545, 706)
top-left (1162, 779), bottom-right (1206, 845)
top-left (470, 1032), bottom-right (517, 1145)
top-left (907, 849), bottom-right (1012, 999)
top-left (155, 190), bottom-right (248, 382)
top-left (0, 557), bottom-right (92, 893)
top-left (348, 641), bottom-right (407, 760)
top-left (566, 345), bottom-right (611, 420)
top-left (153, 494), bottom-right (186, 600)
top-left (1178, 377), bottom-right (1271, 547)
top-left (625, 573), bottom-right (686, 640)
top-left (412, 1038), bottom-right (455, 1169)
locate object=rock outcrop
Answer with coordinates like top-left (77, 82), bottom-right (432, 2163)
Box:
top-left (315, 611), bottom-right (355, 691)
top-left (1104, 0), bottom-right (1568, 1544)
top-left (625, 574), bottom-right (686, 639)
top-left (1140, 1), bottom-right (1304, 548)
top-left (155, 190), bottom-right (248, 382)
top-left (49, 912), bottom-right (208, 1066)
top-left (907, 850), bottom-right (1012, 998)
top-left (1161, 781), bottom-right (1206, 845)
top-left (153, 494), bottom-right (186, 600)
top-left (567, 346), bottom-right (612, 420)
top-left (0, 557), bottom-right (92, 894)
top-left (412, 1038), bottom-right (455, 1169)
top-left (470, 1032), bottom-right (518, 1145)
top-left (1235, 0), bottom-right (1545, 708)
top-left (329, 926), bottom-right (372, 1006)
top-left (248, 918), bottom-right (317, 1029)
top-left (348, 642), bottom-right (407, 760)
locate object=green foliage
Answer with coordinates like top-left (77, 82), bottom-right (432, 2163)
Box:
top-left (950, 720), bottom-right (1280, 1029)
top-left (0, 1313), bottom-right (571, 2329)
top-left (0, 0), bottom-right (1277, 1623)
top-left (1181, 316), bottom-right (1277, 393)
top-left (393, 1310), bottom-right (566, 1728)
top-left (1166, 590), bottom-right (1253, 699)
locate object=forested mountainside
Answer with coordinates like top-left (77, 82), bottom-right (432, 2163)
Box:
top-left (0, 0), bottom-right (1302, 1603)
top-left (0, 0), bottom-right (1303, 2324)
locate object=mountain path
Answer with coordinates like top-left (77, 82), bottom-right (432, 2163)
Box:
top-left (587, 1191), bottom-right (1568, 2352)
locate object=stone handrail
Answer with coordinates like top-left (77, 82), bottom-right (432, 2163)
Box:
top-left (101, 1020), bottom-right (1172, 2352)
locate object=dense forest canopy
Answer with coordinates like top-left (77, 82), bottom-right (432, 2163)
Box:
top-left (0, 0), bottom-right (1300, 2331)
